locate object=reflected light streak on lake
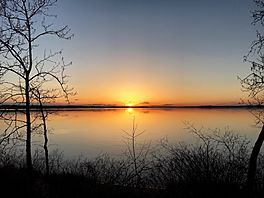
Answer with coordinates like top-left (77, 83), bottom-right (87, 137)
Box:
top-left (32, 108), bottom-right (260, 158)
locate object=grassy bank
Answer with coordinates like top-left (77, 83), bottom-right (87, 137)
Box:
top-left (1, 128), bottom-right (264, 197)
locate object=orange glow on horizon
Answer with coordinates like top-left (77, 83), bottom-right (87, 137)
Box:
top-left (58, 81), bottom-right (245, 106)
top-left (54, 95), bottom-right (241, 106)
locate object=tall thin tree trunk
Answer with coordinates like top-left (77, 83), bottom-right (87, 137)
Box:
top-left (25, 76), bottom-right (32, 170)
top-left (39, 101), bottom-right (49, 175)
top-left (43, 120), bottom-right (49, 176)
top-left (131, 117), bottom-right (140, 186)
top-left (246, 124), bottom-right (264, 189)
top-left (25, 7), bottom-right (33, 171)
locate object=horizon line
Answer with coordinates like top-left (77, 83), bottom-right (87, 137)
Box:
top-left (0, 103), bottom-right (263, 110)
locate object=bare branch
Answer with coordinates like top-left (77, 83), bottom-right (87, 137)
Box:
top-left (0, 0), bottom-right (74, 170)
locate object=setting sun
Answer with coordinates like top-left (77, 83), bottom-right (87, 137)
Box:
top-left (125, 101), bottom-right (135, 107)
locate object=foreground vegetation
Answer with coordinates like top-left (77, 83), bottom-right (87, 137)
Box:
top-left (1, 127), bottom-right (264, 198)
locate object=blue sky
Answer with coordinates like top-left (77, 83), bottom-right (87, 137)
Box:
top-left (44, 0), bottom-right (259, 105)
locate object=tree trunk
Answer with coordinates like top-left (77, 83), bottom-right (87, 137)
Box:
top-left (40, 103), bottom-right (49, 175)
top-left (246, 124), bottom-right (264, 189)
top-left (25, 76), bottom-right (32, 171)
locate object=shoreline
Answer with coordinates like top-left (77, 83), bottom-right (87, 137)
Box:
top-left (0, 104), bottom-right (263, 110)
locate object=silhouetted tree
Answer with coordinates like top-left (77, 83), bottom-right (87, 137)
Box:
top-left (31, 88), bottom-right (50, 175)
top-left (240, 0), bottom-right (264, 189)
top-left (240, 57), bottom-right (264, 189)
top-left (0, 0), bottom-right (74, 171)
top-left (122, 116), bottom-right (150, 186)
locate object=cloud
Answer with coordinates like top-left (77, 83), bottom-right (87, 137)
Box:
top-left (139, 101), bottom-right (150, 105)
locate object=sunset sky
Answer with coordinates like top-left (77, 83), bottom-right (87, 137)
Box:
top-left (48, 0), bottom-right (257, 105)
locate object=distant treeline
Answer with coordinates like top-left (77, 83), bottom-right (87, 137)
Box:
top-left (0, 104), bottom-right (263, 110)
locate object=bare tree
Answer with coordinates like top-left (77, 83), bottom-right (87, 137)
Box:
top-left (240, 0), bottom-right (264, 189)
top-left (240, 57), bottom-right (264, 189)
top-left (31, 88), bottom-right (51, 175)
top-left (122, 116), bottom-right (150, 186)
top-left (0, 0), bottom-right (74, 171)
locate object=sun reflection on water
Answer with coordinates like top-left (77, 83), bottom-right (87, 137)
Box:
top-left (126, 107), bottom-right (135, 115)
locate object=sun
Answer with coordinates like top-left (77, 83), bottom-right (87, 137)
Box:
top-left (125, 100), bottom-right (135, 107)
top-left (126, 102), bottom-right (134, 107)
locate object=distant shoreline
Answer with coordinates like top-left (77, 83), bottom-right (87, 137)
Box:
top-left (0, 104), bottom-right (263, 110)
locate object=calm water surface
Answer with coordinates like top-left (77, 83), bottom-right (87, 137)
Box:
top-left (29, 108), bottom-right (260, 158)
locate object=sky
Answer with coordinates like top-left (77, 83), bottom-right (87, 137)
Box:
top-left (46, 0), bottom-right (259, 105)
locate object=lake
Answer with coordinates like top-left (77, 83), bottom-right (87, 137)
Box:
top-left (24, 107), bottom-right (261, 159)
